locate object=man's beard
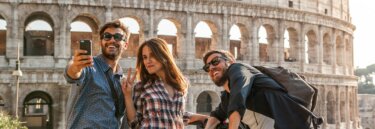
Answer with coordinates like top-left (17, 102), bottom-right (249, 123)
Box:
top-left (102, 43), bottom-right (122, 60)
top-left (213, 65), bottom-right (229, 87)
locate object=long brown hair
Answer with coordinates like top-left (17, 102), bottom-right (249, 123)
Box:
top-left (136, 38), bottom-right (188, 93)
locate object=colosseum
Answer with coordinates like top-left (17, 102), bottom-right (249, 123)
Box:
top-left (0, 0), bottom-right (358, 129)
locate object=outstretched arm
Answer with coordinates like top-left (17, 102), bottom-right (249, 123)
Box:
top-left (186, 113), bottom-right (209, 125)
top-left (228, 111), bottom-right (241, 129)
top-left (204, 117), bottom-right (220, 129)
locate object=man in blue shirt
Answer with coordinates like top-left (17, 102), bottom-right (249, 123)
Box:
top-left (64, 20), bottom-right (130, 129)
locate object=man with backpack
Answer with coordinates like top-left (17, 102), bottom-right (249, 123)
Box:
top-left (202, 50), bottom-right (320, 129)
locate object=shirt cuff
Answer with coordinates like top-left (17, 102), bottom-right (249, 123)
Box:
top-left (64, 66), bottom-right (85, 85)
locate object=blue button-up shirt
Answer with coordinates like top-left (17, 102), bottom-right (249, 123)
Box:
top-left (64, 54), bottom-right (127, 129)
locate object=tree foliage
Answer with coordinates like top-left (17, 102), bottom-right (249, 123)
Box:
top-left (0, 111), bottom-right (27, 129)
top-left (355, 64), bottom-right (375, 94)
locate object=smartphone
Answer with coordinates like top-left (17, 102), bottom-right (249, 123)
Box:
top-left (79, 40), bottom-right (92, 56)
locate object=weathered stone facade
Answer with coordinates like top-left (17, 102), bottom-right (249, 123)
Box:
top-left (358, 94), bottom-right (375, 129)
top-left (0, 0), bottom-right (359, 129)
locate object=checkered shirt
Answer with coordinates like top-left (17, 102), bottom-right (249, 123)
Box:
top-left (130, 79), bottom-right (192, 129)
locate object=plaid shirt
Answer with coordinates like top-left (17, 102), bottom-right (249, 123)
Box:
top-left (130, 79), bottom-right (192, 129)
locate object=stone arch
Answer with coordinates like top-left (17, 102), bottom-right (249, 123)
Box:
top-left (70, 14), bottom-right (100, 56)
top-left (305, 30), bottom-right (318, 64)
top-left (119, 16), bottom-right (144, 58)
top-left (23, 91), bottom-right (53, 129)
top-left (258, 24), bottom-right (277, 62)
top-left (284, 27), bottom-right (299, 62)
top-left (229, 23), bottom-right (249, 60)
top-left (236, 23), bottom-right (250, 60)
top-left (156, 18), bottom-right (183, 58)
top-left (0, 12), bottom-right (9, 23)
top-left (196, 90), bottom-right (220, 115)
top-left (323, 33), bottom-right (332, 65)
top-left (326, 90), bottom-right (335, 124)
top-left (336, 35), bottom-right (344, 66)
top-left (23, 11), bottom-right (55, 56)
top-left (193, 20), bottom-right (218, 59)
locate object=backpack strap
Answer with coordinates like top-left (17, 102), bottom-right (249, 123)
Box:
top-left (104, 72), bottom-right (121, 118)
top-left (97, 64), bottom-right (121, 119)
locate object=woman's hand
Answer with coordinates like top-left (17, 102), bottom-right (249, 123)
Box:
top-left (121, 68), bottom-right (137, 98)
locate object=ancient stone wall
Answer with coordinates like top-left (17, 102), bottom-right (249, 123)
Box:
top-left (0, 0), bottom-right (358, 129)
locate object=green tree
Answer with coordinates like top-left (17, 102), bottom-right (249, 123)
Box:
top-left (0, 111), bottom-right (27, 129)
top-left (355, 64), bottom-right (375, 94)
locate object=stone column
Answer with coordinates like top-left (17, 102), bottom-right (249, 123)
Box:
top-left (176, 30), bottom-right (185, 60)
top-left (186, 92), bottom-right (196, 112)
top-left (342, 33), bottom-right (348, 75)
top-left (354, 88), bottom-right (359, 129)
top-left (345, 86), bottom-right (350, 129)
top-left (318, 25), bottom-right (323, 73)
top-left (211, 32), bottom-right (219, 50)
top-left (7, 2), bottom-right (19, 68)
top-left (299, 23), bottom-right (305, 72)
top-left (349, 36), bottom-right (354, 75)
top-left (57, 86), bottom-right (68, 129)
top-left (55, 4), bottom-right (70, 68)
top-left (105, 5), bottom-right (112, 23)
top-left (8, 2), bottom-right (19, 117)
top-left (185, 11), bottom-right (195, 69)
top-left (277, 20), bottom-right (285, 65)
top-left (251, 19), bottom-right (259, 65)
top-left (331, 29), bottom-right (337, 74)
top-left (336, 86), bottom-right (340, 129)
top-left (221, 12), bottom-right (229, 50)
top-left (321, 86), bottom-right (327, 129)
top-left (147, 8), bottom-right (155, 38)
top-left (241, 31), bottom-right (250, 61)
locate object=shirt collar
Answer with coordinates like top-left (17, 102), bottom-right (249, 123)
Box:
top-left (97, 54), bottom-right (123, 76)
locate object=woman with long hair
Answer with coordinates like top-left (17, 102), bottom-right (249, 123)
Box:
top-left (121, 38), bottom-right (208, 128)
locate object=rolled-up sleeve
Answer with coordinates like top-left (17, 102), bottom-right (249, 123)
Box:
top-left (226, 63), bottom-right (256, 119)
top-left (210, 92), bottom-right (229, 122)
top-left (63, 66), bottom-right (87, 86)
top-left (129, 82), bottom-right (143, 128)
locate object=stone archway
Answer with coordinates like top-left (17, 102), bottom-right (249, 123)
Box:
top-left (305, 30), bottom-right (318, 64)
top-left (23, 11), bottom-right (55, 56)
top-left (196, 91), bottom-right (220, 115)
top-left (284, 27), bottom-right (299, 62)
top-left (70, 14), bottom-right (100, 56)
top-left (23, 91), bottom-right (53, 129)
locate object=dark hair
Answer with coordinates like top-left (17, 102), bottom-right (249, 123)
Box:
top-left (99, 20), bottom-right (130, 41)
top-left (136, 38), bottom-right (188, 93)
top-left (202, 50), bottom-right (235, 64)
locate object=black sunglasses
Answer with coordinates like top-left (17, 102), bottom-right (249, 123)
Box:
top-left (202, 57), bottom-right (226, 72)
top-left (102, 32), bottom-right (126, 42)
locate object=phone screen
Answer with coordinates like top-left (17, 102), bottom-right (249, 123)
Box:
top-left (80, 40), bottom-right (92, 56)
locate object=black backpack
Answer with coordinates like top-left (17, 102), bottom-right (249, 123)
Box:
top-left (253, 66), bottom-right (323, 129)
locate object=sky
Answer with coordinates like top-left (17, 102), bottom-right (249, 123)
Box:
top-left (350, 1), bottom-right (375, 68)
top-left (0, 1), bottom-right (372, 68)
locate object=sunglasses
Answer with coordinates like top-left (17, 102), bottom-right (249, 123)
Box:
top-left (202, 57), bottom-right (226, 72)
top-left (102, 32), bottom-right (126, 42)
